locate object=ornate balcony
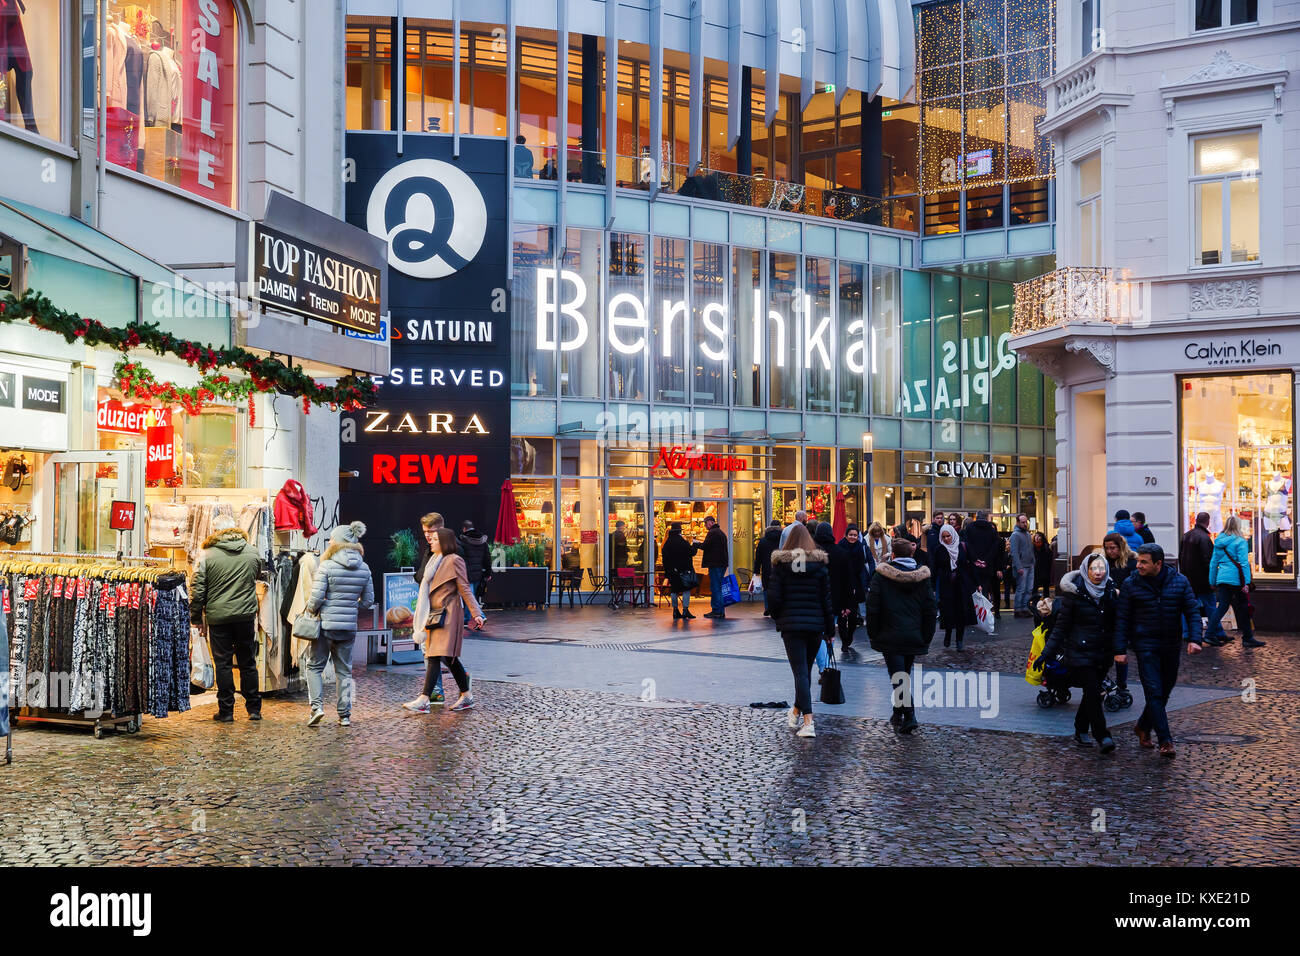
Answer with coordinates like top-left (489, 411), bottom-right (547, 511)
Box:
top-left (1011, 267), bottom-right (1140, 335)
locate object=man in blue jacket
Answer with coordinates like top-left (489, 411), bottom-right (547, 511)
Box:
top-left (1111, 509), bottom-right (1145, 551)
top-left (1114, 544), bottom-right (1202, 758)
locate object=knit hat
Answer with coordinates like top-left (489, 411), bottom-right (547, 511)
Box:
top-left (212, 514), bottom-right (237, 533)
top-left (329, 520), bottom-right (367, 545)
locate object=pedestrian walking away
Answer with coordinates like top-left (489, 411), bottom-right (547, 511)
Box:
top-left (1178, 511), bottom-right (1223, 645)
top-left (1008, 514), bottom-right (1035, 616)
top-left (1111, 510), bottom-right (1145, 552)
top-left (1114, 544), bottom-right (1202, 758)
top-left (304, 521), bottom-right (375, 727)
top-left (458, 519), bottom-right (492, 622)
top-left (405, 527), bottom-right (486, 714)
top-left (1207, 514), bottom-right (1266, 648)
top-left (661, 522), bottom-right (698, 619)
top-left (931, 524), bottom-right (977, 650)
top-left (766, 523), bottom-right (834, 739)
top-left (1036, 552), bottom-right (1117, 753)
top-left (753, 520), bottom-right (782, 616)
top-left (698, 514), bottom-right (730, 619)
top-left (815, 521), bottom-right (858, 651)
top-left (866, 538), bottom-right (936, 734)
top-left (189, 514), bottom-right (263, 722)
top-left (963, 511), bottom-right (1004, 619)
top-left (779, 509), bottom-right (809, 548)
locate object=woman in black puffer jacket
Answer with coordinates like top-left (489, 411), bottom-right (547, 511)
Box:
top-left (1038, 551), bottom-right (1118, 753)
top-left (767, 522), bottom-right (834, 739)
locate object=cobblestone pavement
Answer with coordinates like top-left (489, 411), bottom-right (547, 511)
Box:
top-left (3, 658), bottom-right (1297, 865)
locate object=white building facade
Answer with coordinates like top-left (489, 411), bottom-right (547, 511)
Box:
top-left (1013, 1), bottom-right (1300, 624)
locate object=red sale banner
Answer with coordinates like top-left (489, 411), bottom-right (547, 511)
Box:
top-left (180, 0), bottom-right (239, 206)
top-left (146, 425), bottom-right (176, 483)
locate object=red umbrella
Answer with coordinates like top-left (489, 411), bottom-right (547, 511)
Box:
top-left (832, 490), bottom-right (848, 541)
top-left (495, 478), bottom-right (521, 545)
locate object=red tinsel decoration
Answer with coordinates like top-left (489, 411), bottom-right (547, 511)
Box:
top-left (248, 394), bottom-right (256, 427)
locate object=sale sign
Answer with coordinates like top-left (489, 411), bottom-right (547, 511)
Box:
top-left (181, 0), bottom-right (238, 206)
top-left (146, 425), bottom-right (176, 482)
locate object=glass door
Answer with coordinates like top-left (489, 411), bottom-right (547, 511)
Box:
top-left (42, 451), bottom-right (145, 556)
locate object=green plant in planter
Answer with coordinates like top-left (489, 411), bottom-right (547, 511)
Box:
top-left (387, 528), bottom-right (418, 569)
top-left (505, 542), bottom-right (528, 567)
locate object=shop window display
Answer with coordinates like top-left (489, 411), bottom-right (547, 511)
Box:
top-left (1182, 372), bottom-right (1294, 578)
top-left (510, 478), bottom-right (555, 569)
top-left (2, 0), bottom-right (59, 139)
top-left (0, 448), bottom-right (41, 550)
top-left (96, 391), bottom-right (236, 489)
top-left (95, 0), bottom-right (239, 207)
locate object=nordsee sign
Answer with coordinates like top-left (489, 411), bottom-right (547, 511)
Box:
top-left (1184, 337), bottom-right (1282, 367)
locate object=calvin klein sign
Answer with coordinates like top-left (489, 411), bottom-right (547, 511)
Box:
top-left (1183, 337), bottom-right (1283, 367)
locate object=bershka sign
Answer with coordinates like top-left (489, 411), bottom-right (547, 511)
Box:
top-left (251, 223), bottom-right (382, 334)
top-left (655, 446), bottom-right (748, 478)
top-left (1183, 337), bottom-right (1283, 367)
top-left (97, 400), bottom-right (170, 435)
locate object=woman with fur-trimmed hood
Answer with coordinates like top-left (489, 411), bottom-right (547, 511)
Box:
top-left (865, 538), bottom-right (936, 734)
top-left (304, 521), bottom-right (375, 726)
top-left (190, 514), bottom-right (263, 722)
top-left (766, 522), bottom-right (835, 739)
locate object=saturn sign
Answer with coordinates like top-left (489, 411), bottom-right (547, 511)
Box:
top-left (365, 158), bottom-right (488, 279)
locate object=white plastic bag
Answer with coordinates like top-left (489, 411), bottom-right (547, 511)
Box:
top-left (748, 575), bottom-right (763, 594)
top-left (972, 589), bottom-right (996, 635)
top-left (1219, 606), bottom-right (1237, 632)
top-left (190, 625), bottom-right (215, 690)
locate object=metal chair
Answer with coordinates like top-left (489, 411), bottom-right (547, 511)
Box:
top-left (584, 567), bottom-right (608, 605)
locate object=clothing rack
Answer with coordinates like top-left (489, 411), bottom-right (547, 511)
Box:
top-left (16, 550), bottom-right (169, 565)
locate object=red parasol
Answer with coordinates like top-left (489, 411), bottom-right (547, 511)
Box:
top-left (495, 478), bottom-right (521, 545)
top-left (832, 490), bottom-right (848, 541)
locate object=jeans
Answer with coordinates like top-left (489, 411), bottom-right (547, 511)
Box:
top-left (423, 656), bottom-right (469, 697)
top-left (1183, 591), bottom-right (1225, 643)
top-left (883, 652), bottom-right (916, 711)
top-left (781, 630), bottom-right (823, 715)
top-left (463, 578), bottom-right (486, 623)
top-left (305, 631), bottom-right (355, 717)
top-left (208, 620), bottom-right (261, 716)
top-left (1069, 665), bottom-right (1109, 740)
top-left (1135, 645), bottom-right (1182, 744)
top-left (708, 566), bottom-right (726, 614)
top-left (671, 590), bottom-right (692, 612)
top-left (1207, 584), bottom-right (1254, 641)
top-left (1013, 567), bottom-right (1034, 611)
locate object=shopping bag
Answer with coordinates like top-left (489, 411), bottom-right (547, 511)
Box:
top-left (1220, 606), bottom-right (1237, 631)
top-left (748, 575), bottom-right (763, 594)
top-left (190, 626), bottom-right (215, 691)
top-left (1024, 624), bottom-right (1047, 686)
top-left (720, 573), bottom-right (741, 606)
top-left (815, 639), bottom-right (830, 672)
top-left (972, 588), bottom-right (996, 635)
top-left (819, 645), bottom-right (846, 705)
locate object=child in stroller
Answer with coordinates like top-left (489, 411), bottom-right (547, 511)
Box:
top-left (1030, 597), bottom-right (1125, 710)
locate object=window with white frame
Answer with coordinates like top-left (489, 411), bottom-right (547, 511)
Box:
top-left (1194, 0), bottom-right (1258, 30)
top-left (1080, 0), bottom-right (1101, 59)
top-left (1076, 153), bottom-right (1102, 266)
top-left (1191, 131), bottom-right (1260, 266)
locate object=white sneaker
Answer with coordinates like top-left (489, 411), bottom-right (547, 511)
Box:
top-left (449, 693), bottom-right (475, 712)
top-left (787, 708), bottom-right (800, 729)
top-left (307, 708), bottom-right (324, 726)
top-left (402, 698), bottom-right (431, 714)
top-left (338, 717), bottom-right (351, 727)
top-left (796, 719), bottom-right (816, 738)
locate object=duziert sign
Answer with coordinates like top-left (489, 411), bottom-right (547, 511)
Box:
top-left (251, 223), bottom-right (382, 335)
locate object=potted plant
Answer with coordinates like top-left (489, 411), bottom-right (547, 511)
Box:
top-left (387, 528), bottom-right (417, 570)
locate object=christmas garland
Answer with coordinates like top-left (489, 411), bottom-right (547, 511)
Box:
top-left (1, 289), bottom-right (378, 413)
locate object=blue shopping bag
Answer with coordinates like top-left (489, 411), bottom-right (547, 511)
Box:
top-left (815, 639), bottom-right (830, 672)
top-left (720, 573), bottom-right (741, 606)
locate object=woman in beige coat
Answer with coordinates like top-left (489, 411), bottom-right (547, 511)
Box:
top-left (403, 527), bottom-right (486, 713)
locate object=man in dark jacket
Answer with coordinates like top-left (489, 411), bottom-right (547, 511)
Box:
top-left (753, 521), bottom-right (782, 615)
top-left (698, 515), bottom-right (730, 619)
top-left (866, 539), bottom-right (936, 734)
top-left (923, 512), bottom-right (945, 589)
top-left (459, 520), bottom-right (492, 618)
top-left (610, 520), bottom-right (630, 572)
top-left (963, 511), bottom-right (1004, 618)
top-left (1177, 511), bottom-right (1222, 645)
top-left (814, 522), bottom-right (857, 650)
top-left (1115, 544), bottom-right (1203, 758)
top-left (191, 515), bottom-right (263, 722)
top-left (1132, 511), bottom-right (1156, 545)
top-left (414, 512), bottom-right (464, 584)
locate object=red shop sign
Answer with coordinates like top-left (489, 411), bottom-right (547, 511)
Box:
top-left (98, 398), bottom-right (170, 434)
top-left (654, 446), bottom-right (748, 479)
top-left (109, 501), bottom-right (138, 531)
top-left (180, 0), bottom-right (239, 205)
top-left (146, 425), bottom-right (176, 482)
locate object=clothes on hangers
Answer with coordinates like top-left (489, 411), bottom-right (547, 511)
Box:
top-left (274, 480), bottom-right (319, 536)
top-left (286, 550), bottom-right (319, 666)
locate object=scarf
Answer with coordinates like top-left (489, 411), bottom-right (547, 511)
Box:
top-left (1081, 552), bottom-right (1109, 601)
top-left (938, 526), bottom-right (960, 570)
top-left (892, 557), bottom-right (917, 570)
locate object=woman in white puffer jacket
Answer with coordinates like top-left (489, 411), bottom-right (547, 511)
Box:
top-left (304, 521), bottom-right (375, 726)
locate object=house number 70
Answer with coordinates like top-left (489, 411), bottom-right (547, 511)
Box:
top-left (1144, 476), bottom-right (1158, 486)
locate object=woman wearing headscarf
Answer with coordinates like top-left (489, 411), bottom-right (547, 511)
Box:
top-left (1035, 552), bottom-right (1118, 752)
top-left (931, 523), bottom-right (978, 650)
top-left (404, 527), bottom-right (485, 714)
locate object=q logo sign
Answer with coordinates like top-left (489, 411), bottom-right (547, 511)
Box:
top-left (366, 159), bottom-right (487, 280)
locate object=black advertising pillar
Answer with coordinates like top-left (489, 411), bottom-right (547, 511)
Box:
top-left (341, 133), bottom-right (511, 570)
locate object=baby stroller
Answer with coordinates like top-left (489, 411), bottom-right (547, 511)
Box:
top-left (1029, 595), bottom-right (1128, 709)
top-left (1102, 668), bottom-right (1133, 711)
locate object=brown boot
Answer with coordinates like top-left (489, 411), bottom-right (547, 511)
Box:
top-left (1134, 725), bottom-right (1154, 749)
top-left (1159, 741), bottom-right (1176, 759)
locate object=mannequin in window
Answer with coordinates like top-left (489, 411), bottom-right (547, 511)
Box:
top-left (1264, 472), bottom-right (1291, 533)
top-left (1197, 469), bottom-right (1225, 533)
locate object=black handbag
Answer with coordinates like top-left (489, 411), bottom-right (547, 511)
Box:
top-left (819, 643), bottom-right (846, 705)
top-left (424, 607), bottom-right (447, 632)
top-left (678, 570), bottom-right (699, 590)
